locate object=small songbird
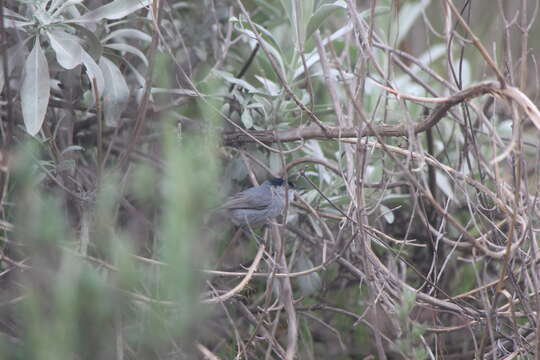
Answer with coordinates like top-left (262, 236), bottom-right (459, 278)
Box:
top-left (219, 177), bottom-right (295, 227)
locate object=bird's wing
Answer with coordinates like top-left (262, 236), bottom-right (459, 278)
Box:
top-left (220, 186), bottom-right (272, 210)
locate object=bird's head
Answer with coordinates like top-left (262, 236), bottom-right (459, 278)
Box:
top-left (268, 177), bottom-right (295, 188)
top-left (267, 177), bottom-right (295, 201)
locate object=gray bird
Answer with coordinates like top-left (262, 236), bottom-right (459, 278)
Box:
top-left (219, 178), bottom-right (295, 227)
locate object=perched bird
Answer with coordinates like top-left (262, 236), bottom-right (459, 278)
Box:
top-left (219, 177), bottom-right (295, 227)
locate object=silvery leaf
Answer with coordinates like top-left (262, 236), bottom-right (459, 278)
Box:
top-left (98, 57), bottom-right (129, 127)
top-left (75, 0), bottom-right (151, 23)
top-left (47, 29), bottom-right (83, 69)
top-left (21, 38), bottom-right (50, 136)
top-left (82, 50), bottom-right (104, 98)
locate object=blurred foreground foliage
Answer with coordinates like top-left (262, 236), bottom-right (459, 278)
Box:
top-left (1, 118), bottom-right (219, 359)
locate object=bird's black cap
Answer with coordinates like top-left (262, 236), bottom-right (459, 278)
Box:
top-left (269, 177), bottom-right (294, 188)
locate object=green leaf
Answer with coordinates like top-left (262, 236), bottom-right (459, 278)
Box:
top-left (293, 7), bottom-right (388, 79)
top-left (255, 75), bottom-right (280, 96)
top-left (34, 6), bottom-right (55, 26)
top-left (98, 57), bottom-right (129, 126)
top-left (69, 23), bottom-right (103, 60)
top-left (230, 17), bottom-right (286, 75)
top-left (47, 29), bottom-right (83, 69)
top-left (150, 88), bottom-right (197, 96)
top-left (241, 110), bottom-right (253, 129)
top-left (74, 0), bottom-right (151, 23)
top-left (230, 16), bottom-right (282, 51)
top-left (299, 318), bottom-right (316, 357)
top-left (60, 145), bottom-right (85, 155)
top-left (497, 120), bottom-right (513, 138)
top-left (105, 43), bottom-right (148, 66)
top-left (213, 70), bottom-right (258, 93)
top-left (2, 16), bottom-right (32, 29)
top-left (299, 0), bottom-right (315, 42)
top-left (380, 204), bottom-right (395, 224)
top-left (278, 0), bottom-right (294, 28)
top-left (82, 50), bottom-right (104, 97)
top-left (102, 28), bottom-right (152, 43)
top-left (381, 193), bottom-right (411, 208)
top-left (3, 7), bottom-right (29, 21)
top-left (394, 0), bottom-right (430, 45)
top-left (295, 253), bottom-right (322, 296)
top-left (305, 0), bottom-right (347, 41)
top-left (279, 0), bottom-right (314, 45)
top-left (417, 44), bottom-right (447, 66)
top-left (48, 0), bottom-right (74, 15)
top-left (49, 0), bottom-right (84, 17)
top-left (436, 170), bottom-right (455, 201)
top-left (21, 37), bottom-right (50, 136)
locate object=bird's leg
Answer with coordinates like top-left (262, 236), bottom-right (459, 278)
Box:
top-left (240, 224), bottom-right (264, 244)
top-left (230, 227), bottom-right (244, 244)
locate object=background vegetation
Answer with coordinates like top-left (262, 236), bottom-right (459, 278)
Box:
top-left (1, 0), bottom-right (540, 359)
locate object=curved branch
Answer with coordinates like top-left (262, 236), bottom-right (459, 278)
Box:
top-left (223, 81), bottom-right (498, 146)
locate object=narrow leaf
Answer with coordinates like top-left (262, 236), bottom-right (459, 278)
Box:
top-left (76, 0), bottom-right (151, 22)
top-left (106, 43), bottom-right (148, 66)
top-left (394, 0), bottom-right (430, 45)
top-left (241, 110), bottom-right (253, 129)
top-left (70, 23), bottom-right (103, 60)
top-left (294, 254), bottom-right (322, 297)
top-left (21, 38), bottom-right (50, 136)
top-left (380, 204), bottom-right (395, 224)
top-left (213, 70), bottom-right (258, 93)
top-left (102, 28), bottom-right (152, 43)
top-left (3, 7), bottom-right (29, 20)
top-left (150, 88), bottom-right (197, 96)
top-left (47, 29), bottom-right (83, 69)
top-left (50, 0), bottom-right (83, 17)
top-left (82, 50), bottom-right (104, 97)
top-left (230, 17), bottom-right (282, 52)
top-left (255, 75), bottom-right (280, 96)
top-left (98, 57), bottom-right (129, 126)
top-left (305, 0), bottom-right (346, 41)
top-left (436, 170), bottom-right (455, 201)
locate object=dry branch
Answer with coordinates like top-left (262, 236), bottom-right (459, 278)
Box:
top-left (223, 81), bottom-right (498, 146)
